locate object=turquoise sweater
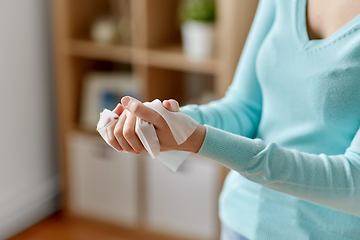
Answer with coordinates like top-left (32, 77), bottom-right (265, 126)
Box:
top-left (181, 0), bottom-right (360, 239)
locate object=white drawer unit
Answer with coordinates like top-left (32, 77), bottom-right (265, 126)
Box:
top-left (145, 154), bottom-right (221, 240)
top-left (67, 132), bottom-right (138, 227)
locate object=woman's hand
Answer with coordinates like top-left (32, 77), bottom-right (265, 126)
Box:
top-left (105, 97), bottom-right (206, 154)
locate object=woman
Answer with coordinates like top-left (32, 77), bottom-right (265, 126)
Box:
top-left (105, 0), bottom-right (360, 239)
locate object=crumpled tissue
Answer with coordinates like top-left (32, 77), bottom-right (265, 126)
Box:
top-left (97, 99), bottom-right (199, 171)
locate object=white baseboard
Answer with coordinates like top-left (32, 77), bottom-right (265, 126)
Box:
top-left (0, 175), bottom-right (61, 240)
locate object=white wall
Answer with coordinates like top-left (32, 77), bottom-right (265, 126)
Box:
top-left (0, 0), bottom-right (60, 238)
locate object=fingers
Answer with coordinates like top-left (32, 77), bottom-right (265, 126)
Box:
top-left (107, 112), bottom-right (133, 153)
top-left (122, 97), bottom-right (165, 127)
top-left (122, 113), bottom-right (145, 153)
top-left (106, 120), bottom-right (122, 152)
top-left (112, 111), bottom-right (135, 153)
top-left (108, 110), bottom-right (144, 154)
top-left (112, 103), bottom-right (125, 116)
top-left (106, 104), bottom-right (146, 154)
top-left (162, 99), bottom-right (180, 112)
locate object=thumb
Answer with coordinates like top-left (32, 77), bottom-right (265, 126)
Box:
top-left (162, 99), bottom-right (180, 112)
top-left (121, 96), bottom-right (164, 126)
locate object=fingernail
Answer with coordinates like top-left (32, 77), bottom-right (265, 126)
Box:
top-left (122, 97), bottom-right (131, 107)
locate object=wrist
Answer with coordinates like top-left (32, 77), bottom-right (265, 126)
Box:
top-left (179, 125), bottom-right (206, 153)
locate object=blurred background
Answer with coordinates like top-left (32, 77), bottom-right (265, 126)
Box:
top-left (1, 0), bottom-right (258, 239)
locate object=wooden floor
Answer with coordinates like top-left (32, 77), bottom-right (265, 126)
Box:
top-left (8, 211), bottom-right (189, 240)
top-left (8, 212), bottom-right (131, 240)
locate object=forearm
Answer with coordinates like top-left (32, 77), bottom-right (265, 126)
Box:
top-left (197, 125), bottom-right (360, 217)
top-left (180, 96), bottom-right (261, 138)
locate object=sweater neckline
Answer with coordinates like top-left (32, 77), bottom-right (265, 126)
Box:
top-left (295, 0), bottom-right (360, 51)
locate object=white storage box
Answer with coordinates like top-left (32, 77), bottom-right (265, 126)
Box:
top-left (145, 154), bottom-right (221, 240)
top-left (67, 132), bottom-right (138, 227)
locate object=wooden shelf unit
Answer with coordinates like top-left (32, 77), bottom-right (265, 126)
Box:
top-left (52, 0), bottom-right (258, 239)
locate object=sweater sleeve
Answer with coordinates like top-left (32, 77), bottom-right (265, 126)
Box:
top-left (198, 125), bottom-right (360, 217)
top-left (180, 0), bottom-right (275, 138)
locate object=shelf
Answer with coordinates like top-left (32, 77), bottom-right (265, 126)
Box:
top-left (69, 39), bottom-right (132, 63)
top-left (147, 44), bottom-right (218, 75)
top-left (68, 40), bottom-right (218, 75)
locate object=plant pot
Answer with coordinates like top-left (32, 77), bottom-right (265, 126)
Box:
top-left (181, 21), bottom-right (214, 62)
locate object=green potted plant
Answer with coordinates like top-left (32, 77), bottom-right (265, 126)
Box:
top-left (179, 0), bottom-right (216, 61)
